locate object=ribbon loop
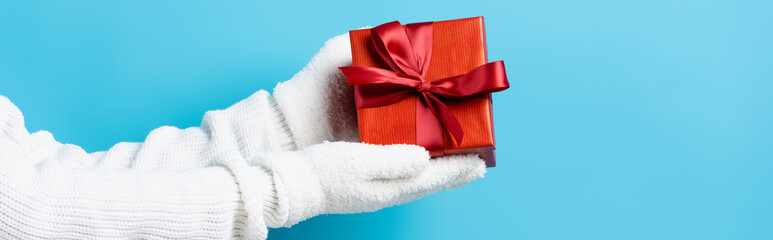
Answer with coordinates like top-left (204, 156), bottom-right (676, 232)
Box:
top-left (339, 20), bottom-right (509, 153)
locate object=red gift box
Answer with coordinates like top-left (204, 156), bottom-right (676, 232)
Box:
top-left (340, 17), bottom-right (509, 167)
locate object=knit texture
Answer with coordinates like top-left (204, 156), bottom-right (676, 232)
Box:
top-left (0, 90), bottom-right (292, 240)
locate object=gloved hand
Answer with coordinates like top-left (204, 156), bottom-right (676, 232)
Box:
top-left (256, 32), bottom-right (488, 228)
top-left (253, 141), bottom-right (486, 227)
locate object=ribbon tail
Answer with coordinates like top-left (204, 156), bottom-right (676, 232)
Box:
top-left (425, 93), bottom-right (464, 146)
top-left (417, 94), bottom-right (445, 156)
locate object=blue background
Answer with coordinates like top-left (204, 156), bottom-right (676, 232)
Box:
top-left (1, 1), bottom-right (771, 239)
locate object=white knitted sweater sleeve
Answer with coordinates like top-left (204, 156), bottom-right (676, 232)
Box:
top-left (0, 91), bottom-right (295, 240)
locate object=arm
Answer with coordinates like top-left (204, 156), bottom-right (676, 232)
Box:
top-left (0, 93), bottom-right (286, 239)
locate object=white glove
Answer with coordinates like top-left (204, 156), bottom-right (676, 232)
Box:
top-left (254, 142), bottom-right (486, 227)
top-left (261, 33), bottom-right (489, 227)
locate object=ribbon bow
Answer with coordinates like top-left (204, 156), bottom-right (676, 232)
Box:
top-left (339, 21), bottom-right (509, 155)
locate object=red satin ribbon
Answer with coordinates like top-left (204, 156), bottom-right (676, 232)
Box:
top-left (339, 21), bottom-right (509, 155)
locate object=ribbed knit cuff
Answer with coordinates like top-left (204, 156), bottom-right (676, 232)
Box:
top-left (250, 96), bottom-right (294, 228)
top-left (264, 95), bottom-right (297, 152)
top-left (255, 149), bottom-right (325, 228)
top-left (258, 166), bottom-right (289, 228)
top-left (236, 166), bottom-right (285, 233)
top-left (213, 152), bottom-right (281, 239)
